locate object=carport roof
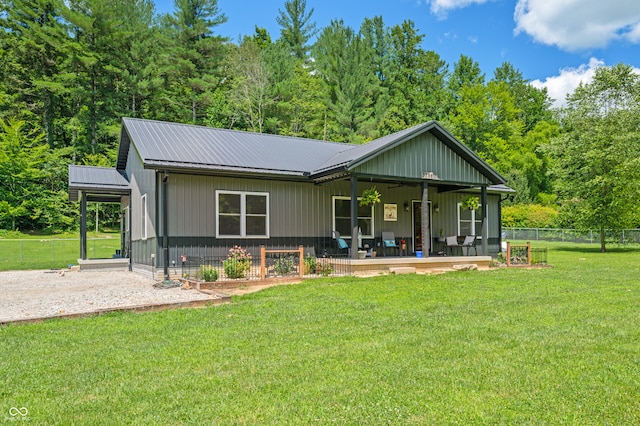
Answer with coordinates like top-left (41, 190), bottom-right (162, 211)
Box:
top-left (68, 165), bottom-right (130, 202)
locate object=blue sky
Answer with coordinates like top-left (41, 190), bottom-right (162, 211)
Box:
top-left (155, 0), bottom-right (640, 108)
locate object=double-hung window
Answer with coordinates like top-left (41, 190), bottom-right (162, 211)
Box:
top-left (216, 191), bottom-right (269, 238)
top-left (333, 196), bottom-right (374, 238)
top-left (457, 202), bottom-right (483, 236)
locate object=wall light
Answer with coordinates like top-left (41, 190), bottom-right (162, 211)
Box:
top-left (404, 202), bottom-right (410, 212)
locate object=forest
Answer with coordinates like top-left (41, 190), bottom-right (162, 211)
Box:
top-left (1, 0), bottom-right (639, 249)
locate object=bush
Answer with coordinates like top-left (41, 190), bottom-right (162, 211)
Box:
top-left (502, 204), bottom-right (559, 228)
top-left (201, 265), bottom-right (218, 282)
top-left (274, 256), bottom-right (295, 275)
top-left (303, 254), bottom-right (317, 274)
top-left (223, 246), bottom-right (252, 279)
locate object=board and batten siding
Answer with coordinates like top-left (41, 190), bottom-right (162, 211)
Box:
top-left (125, 143), bottom-right (157, 241)
top-left (354, 132), bottom-right (492, 185)
top-left (166, 175), bottom-right (436, 240)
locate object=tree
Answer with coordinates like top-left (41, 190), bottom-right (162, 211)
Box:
top-left (545, 63), bottom-right (640, 252)
top-left (276, 0), bottom-right (316, 60)
top-left (156, 0), bottom-right (228, 124)
top-left (0, 119), bottom-right (73, 230)
top-left (313, 20), bottom-right (380, 143)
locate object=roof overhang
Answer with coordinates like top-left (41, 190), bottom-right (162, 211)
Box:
top-left (68, 165), bottom-right (130, 202)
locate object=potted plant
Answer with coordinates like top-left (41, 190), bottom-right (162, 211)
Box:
top-left (438, 228), bottom-right (445, 242)
top-left (462, 195), bottom-right (479, 210)
top-left (360, 187), bottom-right (381, 206)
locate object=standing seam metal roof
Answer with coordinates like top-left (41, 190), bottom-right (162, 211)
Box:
top-left (117, 118), bottom-right (506, 185)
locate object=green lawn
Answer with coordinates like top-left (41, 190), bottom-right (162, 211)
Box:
top-left (0, 231), bottom-right (121, 271)
top-left (2, 242), bottom-right (640, 424)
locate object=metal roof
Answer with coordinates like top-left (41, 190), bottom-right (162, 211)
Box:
top-left (68, 165), bottom-right (130, 202)
top-left (119, 118), bottom-right (349, 177)
top-left (116, 118), bottom-right (506, 186)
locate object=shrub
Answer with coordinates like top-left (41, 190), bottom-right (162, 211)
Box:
top-left (223, 246), bottom-right (252, 279)
top-left (502, 204), bottom-right (559, 228)
top-left (274, 256), bottom-right (295, 275)
top-left (201, 265), bottom-right (218, 282)
top-left (303, 254), bottom-right (317, 274)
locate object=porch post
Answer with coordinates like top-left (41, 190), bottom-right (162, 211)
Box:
top-left (350, 175), bottom-right (359, 259)
top-left (481, 186), bottom-right (488, 255)
top-left (80, 191), bottom-right (87, 260)
top-left (421, 182), bottom-right (429, 255)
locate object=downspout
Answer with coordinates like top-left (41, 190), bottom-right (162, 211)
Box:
top-left (162, 172), bottom-right (169, 282)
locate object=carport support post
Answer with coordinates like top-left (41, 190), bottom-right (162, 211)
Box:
top-left (80, 191), bottom-right (87, 260)
top-left (421, 182), bottom-right (429, 255)
top-left (350, 175), bottom-right (359, 259)
top-left (481, 186), bottom-right (488, 255)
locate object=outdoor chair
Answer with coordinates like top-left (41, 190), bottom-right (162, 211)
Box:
top-left (445, 235), bottom-right (462, 255)
top-left (461, 235), bottom-right (477, 255)
top-left (333, 231), bottom-right (349, 255)
top-left (381, 231), bottom-right (400, 256)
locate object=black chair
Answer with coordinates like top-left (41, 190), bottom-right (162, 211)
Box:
top-left (381, 232), bottom-right (400, 256)
top-left (333, 231), bottom-right (349, 255)
top-left (461, 235), bottom-right (477, 255)
top-left (445, 235), bottom-right (462, 255)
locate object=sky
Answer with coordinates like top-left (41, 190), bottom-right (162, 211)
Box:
top-left (154, 0), bottom-right (640, 108)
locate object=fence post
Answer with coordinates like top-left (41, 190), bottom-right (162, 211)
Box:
top-left (298, 245), bottom-right (304, 278)
top-left (260, 245), bottom-right (266, 280)
top-left (526, 242), bottom-right (531, 266)
top-left (562, 229), bottom-right (565, 243)
top-left (506, 242), bottom-right (511, 267)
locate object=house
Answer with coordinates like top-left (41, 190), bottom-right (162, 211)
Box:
top-left (68, 118), bottom-right (510, 278)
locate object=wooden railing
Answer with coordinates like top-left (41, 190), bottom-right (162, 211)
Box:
top-left (260, 245), bottom-right (304, 280)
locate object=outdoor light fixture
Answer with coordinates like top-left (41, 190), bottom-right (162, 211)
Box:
top-left (434, 203), bottom-right (440, 213)
top-left (404, 202), bottom-right (410, 212)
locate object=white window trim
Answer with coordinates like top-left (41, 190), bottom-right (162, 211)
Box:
top-left (457, 202), bottom-right (485, 236)
top-left (216, 190), bottom-right (270, 238)
top-left (332, 196), bottom-right (375, 239)
top-left (124, 206), bottom-right (130, 233)
top-left (141, 194), bottom-right (148, 240)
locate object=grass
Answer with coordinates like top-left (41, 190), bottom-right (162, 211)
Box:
top-left (2, 242), bottom-right (640, 424)
top-left (0, 231), bottom-right (120, 271)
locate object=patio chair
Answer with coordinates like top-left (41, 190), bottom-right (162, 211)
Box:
top-left (461, 235), bottom-right (477, 255)
top-left (381, 231), bottom-right (400, 256)
top-left (333, 231), bottom-right (349, 255)
top-left (445, 235), bottom-right (462, 255)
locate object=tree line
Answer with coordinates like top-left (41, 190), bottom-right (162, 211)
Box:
top-left (1, 0), bottom-right (639, 250)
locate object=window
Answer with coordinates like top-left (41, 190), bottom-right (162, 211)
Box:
top-left (333, 197), bottom-right (374, 238)
top-left (216, 191), bottom-right (269, 238)
top-left (141, 194), bottom-right (148, 240)
top-left (457, 202), bottom-right (484, 236)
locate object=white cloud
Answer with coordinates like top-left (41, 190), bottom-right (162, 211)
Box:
top-left (531, 58), bottom-right (640, 109)
top-left (530, 58), bottom-right (604, 109)
top-left (514, 0), bottom-right (640, 51)
top-left (428, 0), bottom-right (490, 17)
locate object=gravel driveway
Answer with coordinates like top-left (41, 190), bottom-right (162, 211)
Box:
top-left (0, 269), bottom-right (215, 324)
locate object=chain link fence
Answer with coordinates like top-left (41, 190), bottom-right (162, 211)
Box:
top-left (503, 228), bottom-right (640, 244)
top-left (0, 238), bottom-right (121, 265)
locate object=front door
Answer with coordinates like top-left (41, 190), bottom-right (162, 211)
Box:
top-left (412, 201), bottom-right (431, 254)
